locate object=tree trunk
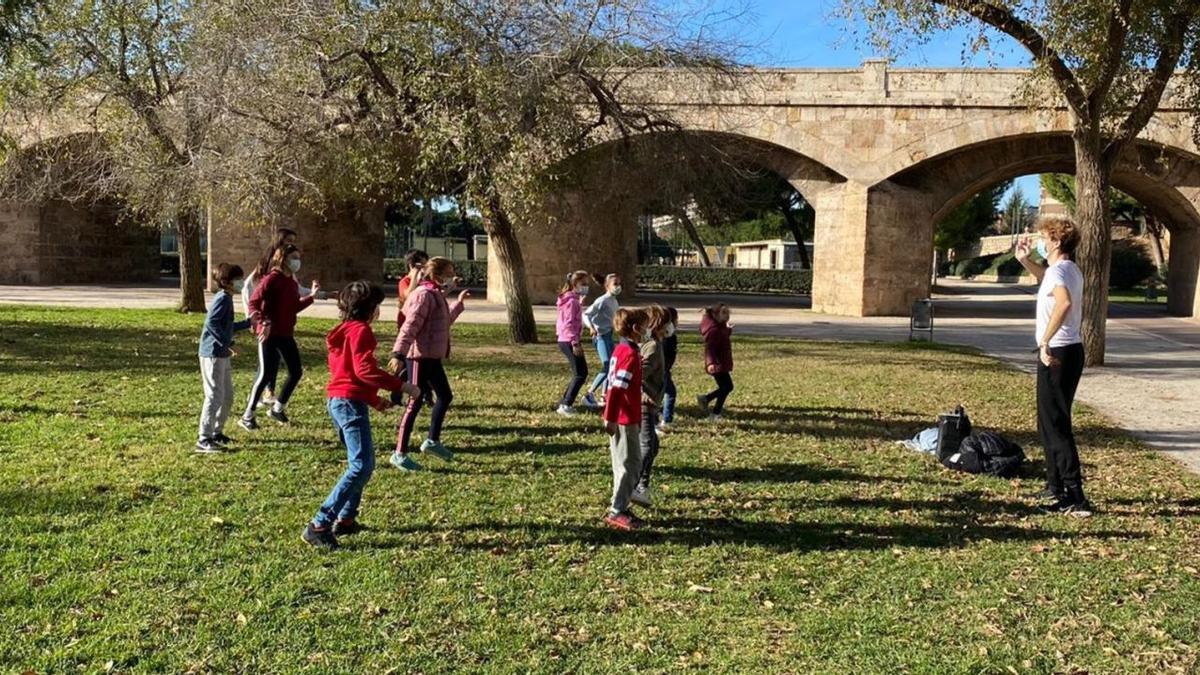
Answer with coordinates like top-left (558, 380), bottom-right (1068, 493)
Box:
top-left (1073, 134), bottom-right (1114, 367)
top-left (483, 194), bottom-right (538, 344)
top-left (676, 208), bottom-right (711, 267)
top-left (459, 198), bottom-right (475, 261)
top-left (176, 208), bottom-right (206, 313)
top-left (781, 206), bottom-right (810, 269)
top-left (1145, 214), bottom-right (1167, 274)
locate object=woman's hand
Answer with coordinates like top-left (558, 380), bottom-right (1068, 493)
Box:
top-left (1015, 235), bottom-right (1032, 262)
top-left (1039, 344), bottom-right (1059, 368)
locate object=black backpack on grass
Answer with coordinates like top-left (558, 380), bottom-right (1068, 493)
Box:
top-left (941, 431), bottom-right (1026, 478)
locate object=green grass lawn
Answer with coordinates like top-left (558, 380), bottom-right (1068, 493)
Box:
top-left (2, 306), bottom-right (1199, 673)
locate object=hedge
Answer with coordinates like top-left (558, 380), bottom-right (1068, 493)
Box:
top-left (637, 265), bottom-right (812, 295)
top-left (949, 240), bottom-right (1156, 288)
top-left (384, 259), bottom-right (487, 287)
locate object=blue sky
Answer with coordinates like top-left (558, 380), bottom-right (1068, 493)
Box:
top-left (694, 0), bottom-right (1041, 203)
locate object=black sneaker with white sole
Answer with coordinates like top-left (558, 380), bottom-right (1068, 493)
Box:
top-left (238, 417), bottom-right (259, 431)
top-left (195, 438), bottom-right (222, 454)
top-left (301, 523), bottom-right (340, 550)
top-left (1039, 496), bottom-right (1094, 517)
top-left (268, 408), bottom-right (290, 424)
top-left (211, 433), bottom-right (232, 448)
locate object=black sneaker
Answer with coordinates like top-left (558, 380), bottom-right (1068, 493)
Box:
top-left (195, 438), bottom-right (222, 454)
top-left (1039, 496), bottom-right (1094, 518)
top-left (268, 408), bottom-right (290, 424)
top-left (332, 519), bottom-right (366, 536)
top-left (211, 434), bottom-right (233, 448)
top-left (238, 417), bottom-right (259, 431)
top-left (301, 523), bottom-right (340, 550)
top-left (1032, 486), bottom-right (1064, 503)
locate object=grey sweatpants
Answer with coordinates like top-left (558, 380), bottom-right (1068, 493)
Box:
top-left (199, 356), bottom-right (234, 439)
top-left (608, 423), bottom-right (642, 514)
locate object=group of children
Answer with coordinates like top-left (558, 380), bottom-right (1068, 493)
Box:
top-left (196, 230), bottom-right (738, 548)
top-left (555, 271), bottom-right (738, 530)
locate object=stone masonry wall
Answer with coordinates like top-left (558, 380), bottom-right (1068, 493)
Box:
top-left (35, 200), bottom-right (159, 284)
top-left (0, 201), bottom-right (42, 284)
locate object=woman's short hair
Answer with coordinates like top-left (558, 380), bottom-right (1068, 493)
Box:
top-left (1037, 215), bottom-right (1080, 257)
top-left (337, 281), bottom-right (386, 321)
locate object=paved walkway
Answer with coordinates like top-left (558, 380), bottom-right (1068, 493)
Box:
top-left (2, 279), bottom-right (1198, 472)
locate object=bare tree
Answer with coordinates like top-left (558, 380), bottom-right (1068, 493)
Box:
top-left (0, 1), bottom-right (244, 312)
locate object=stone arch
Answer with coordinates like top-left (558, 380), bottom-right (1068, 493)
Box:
top-left (489, 130), bottom-right (846, 304)
top-left (884, 132), bottom-right (1200, 317)
top-left (0, 132), bottom-right (159, 284)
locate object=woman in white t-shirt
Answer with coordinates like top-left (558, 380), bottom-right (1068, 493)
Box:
top-left (1015, 216), bottom-right (1091, 517)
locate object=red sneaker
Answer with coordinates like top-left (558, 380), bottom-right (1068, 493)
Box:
top-left (603, 510), bottom-right (645, 531)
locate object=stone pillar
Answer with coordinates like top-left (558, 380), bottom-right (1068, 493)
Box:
top-left (208, 201), bottom-right (386, 293)
top-left (1167, 227), bottom-right (1199, 318)
top-left (811, 180), bottom-right (934, 316)
top-left (487, 190), bottom-right (639, 306)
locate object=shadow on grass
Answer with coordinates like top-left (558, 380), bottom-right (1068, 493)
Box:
top-left (364, 514), bottom-right (1146, 554)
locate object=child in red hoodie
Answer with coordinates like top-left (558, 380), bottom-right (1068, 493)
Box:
top-left (697, 303), bottom-right (734, 421)
top-left (302, 281), bottom-right (420, 550)
top-left (602, 307), bottom-right (649, 531)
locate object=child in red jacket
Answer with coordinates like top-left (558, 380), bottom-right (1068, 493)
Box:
top-left (697, 303), bottom-right (734, 421)
top-left (602, 307), bottom-right (649, 531)
top-left (302, 281), bottom-right (420, 550)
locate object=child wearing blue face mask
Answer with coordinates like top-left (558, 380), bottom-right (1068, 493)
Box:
top-left (197, 263), bottom-right (253, 453)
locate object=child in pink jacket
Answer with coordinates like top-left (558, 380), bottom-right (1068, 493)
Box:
top-left (388, 257), bottom-right (469, 472)
top-left (555, 271), bottom-right (594, 415)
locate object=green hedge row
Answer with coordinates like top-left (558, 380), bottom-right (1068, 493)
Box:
top-left (636, 265), bottom-right (812, 294)
top-left (384, 259), bottom-right (487, 287)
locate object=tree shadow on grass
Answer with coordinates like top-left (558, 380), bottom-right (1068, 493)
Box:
top-left (364, 514), bottom-right (1145, 554)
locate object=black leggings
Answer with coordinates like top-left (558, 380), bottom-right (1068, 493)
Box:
top-left (1037, 343), bottom-right (1085, 490)
top-left (704, 372), bottom-right (735, 415)
top-left (396, 358), bottom-right (454, 454)
top-left (557, 342), bottom-right (588, 406)
top-left (245, 336), bottom-right (302, 418)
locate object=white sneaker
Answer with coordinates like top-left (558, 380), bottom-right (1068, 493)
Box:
top-left (556, 404), bottom-right (576, 416)
top-left (708, 413), bottom-right (723, 422)
top-left (631, 485), bottom-right (652, 507)
top-left (657, 422), bottom-right (672, 435)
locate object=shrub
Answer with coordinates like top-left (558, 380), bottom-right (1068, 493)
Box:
top-left (636, 265), bottom-right (812, 294)
top-left (952, 253), bottom-right (999, 278)
top-left (984, 252), bottom-right (1027, 277)
top-left (1109, 241), bottom-right (1155, 290)
top-left (384, 259), bottom-right (487, 287)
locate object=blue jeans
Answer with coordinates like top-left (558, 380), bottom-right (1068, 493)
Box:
top-left (313, 398), bottom-right (375, 527)
top-left (661, 370), bottom-right (677, 423)
top-left (588, 332), bottom-right (615, 394)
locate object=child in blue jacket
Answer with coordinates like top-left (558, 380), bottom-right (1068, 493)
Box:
top-left (197, 263), bottom-right (252, 453)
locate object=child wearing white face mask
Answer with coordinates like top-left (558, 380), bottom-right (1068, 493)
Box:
top-left (241, 244), bottom-right (320, 430)
top-left (583, 273), bottom-right (623, 406)
top-left (555, 271), bottom-right (593, 415)
top-left (197, 263), bottom-right (253, 453)
top-left (632, 305), bottom-right (668, 507)
top-left (388, 257), bottom-right (471, 472)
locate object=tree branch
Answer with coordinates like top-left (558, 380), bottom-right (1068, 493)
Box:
top-left (1108, 9), bottom-right (1198, 155)
top-left (1087, 0), bottom-right (1134, 110)
top-left (934, 0), bottom-right (1090, 119)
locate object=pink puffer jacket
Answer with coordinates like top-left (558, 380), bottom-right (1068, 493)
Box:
top-left (556, 291), bottom-right (583, 344)
top-left (391, 281), bottom-right (465, 360)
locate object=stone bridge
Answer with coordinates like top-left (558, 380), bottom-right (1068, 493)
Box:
top-left (3, 61), bottom-right (1198, 320)
top-left (504, 61), bottom-right (1200, 319)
